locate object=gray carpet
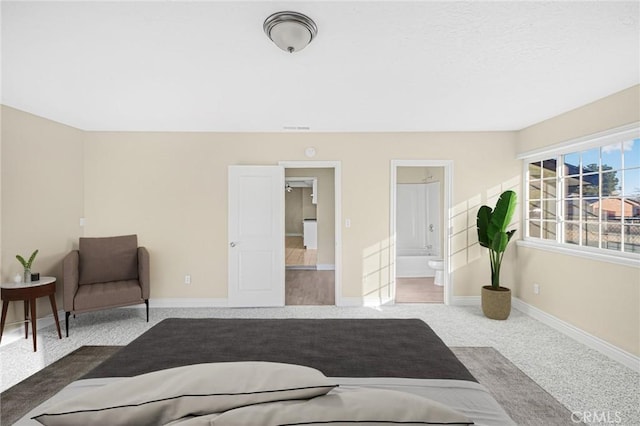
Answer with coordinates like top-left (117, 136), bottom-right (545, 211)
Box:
top-left (1, 346), bottom-right (577, 426)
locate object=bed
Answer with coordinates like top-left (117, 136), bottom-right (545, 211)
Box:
top-left (17, 318), bottom-right (515, 425)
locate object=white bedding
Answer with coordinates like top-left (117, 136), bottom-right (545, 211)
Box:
top-left (17, 376), bottom-right (514, 426)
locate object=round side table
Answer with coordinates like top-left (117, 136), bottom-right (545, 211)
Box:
top-left (0, 277), bottom-right (63, 351)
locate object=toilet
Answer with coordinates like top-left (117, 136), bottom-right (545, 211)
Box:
top-left (428, 259), bottom-right (444, 286)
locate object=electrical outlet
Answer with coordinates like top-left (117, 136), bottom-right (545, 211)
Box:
top-left (185, 275), bottom-right (191, 285)
top-left (533, 283), bottom-right (540, 295)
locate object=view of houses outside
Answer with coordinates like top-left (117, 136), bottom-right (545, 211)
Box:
top-left (527, 138), bottom-right (640, 254)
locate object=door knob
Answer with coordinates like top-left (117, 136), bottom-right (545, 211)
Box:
top-left (230, 242), bottom-right (237, 247)
top-left (429, 224), bottom-right (434, 232)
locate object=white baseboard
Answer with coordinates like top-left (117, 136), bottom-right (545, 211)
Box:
top-left (0, 311), bottom-right (65, 347)
top-left (316, 264), bottom-right (335, 271)
top-left (150, 298), bottom-right (229, 308)
top-left (451, 296), bottom-right (480, 306)
top-left (512, 298), bottom-right (640, 373)
top-left (336, 297), bottom-right (363, 307)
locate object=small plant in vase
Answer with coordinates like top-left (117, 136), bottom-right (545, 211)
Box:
top-left (16, 249), bottom-right (39, 283)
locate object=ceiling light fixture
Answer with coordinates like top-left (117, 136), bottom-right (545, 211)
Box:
top-left (263, 11), bottom-right (318, 53)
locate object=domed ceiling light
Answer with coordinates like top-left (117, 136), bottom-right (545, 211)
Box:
top-left (263, 11), bottom-right (318, 53)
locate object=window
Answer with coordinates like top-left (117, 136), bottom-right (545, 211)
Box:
top-left (525, 135), bottom-right (640, 257)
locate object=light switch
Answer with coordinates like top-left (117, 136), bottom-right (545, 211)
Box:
top-left (345, 219), bottom-right (351, 228)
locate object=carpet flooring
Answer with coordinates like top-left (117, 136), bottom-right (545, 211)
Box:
top-left (1, 345), bottom-right (577, 426)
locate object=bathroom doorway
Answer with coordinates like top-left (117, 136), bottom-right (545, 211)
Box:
top-left (390, 161), bottom-right (452, 304)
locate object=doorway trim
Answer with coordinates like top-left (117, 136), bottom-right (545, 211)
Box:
top-left (279, 160), bottom-right (342, 306)
top-left (390, 160), bottom-right (453, 305)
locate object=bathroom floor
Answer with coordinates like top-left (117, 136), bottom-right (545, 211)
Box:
top-left (395, 277), bottom-right (443, 303)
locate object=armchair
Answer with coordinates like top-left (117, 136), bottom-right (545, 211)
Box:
top-left (63, 234), bottom-right (149, 336)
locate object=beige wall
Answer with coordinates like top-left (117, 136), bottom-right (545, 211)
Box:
top-left (301, 188), bottom-right (316, 221)
top-left (518, 85), bottom-right (640, 153)
top-left (81, 131), bottom-right (519, 302)
top-left (1, 106), bottom-right (84, 328)
top-left (516, 84), bottom-right (640, 356)
top-left (285, 188), bottom-right (303, 235)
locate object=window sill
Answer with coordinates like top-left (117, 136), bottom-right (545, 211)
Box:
top-left (516, 239), bottom-right (640, 268)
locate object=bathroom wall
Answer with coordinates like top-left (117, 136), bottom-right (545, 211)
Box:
top-left (396, 166), bottom-right (445, 256)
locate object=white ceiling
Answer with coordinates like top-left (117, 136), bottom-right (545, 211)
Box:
top-left (2, 1), bottom-right (639, 132)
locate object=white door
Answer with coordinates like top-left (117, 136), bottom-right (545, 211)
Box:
top-left (228, 166), bottom-right (284, 307)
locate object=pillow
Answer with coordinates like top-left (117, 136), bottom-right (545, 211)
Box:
top-left (32, 362), bottom-right (336, 426)
top-left (202, 387), bottom-right (474, 426)
top-left (79, 235), bottom-right (138, 285)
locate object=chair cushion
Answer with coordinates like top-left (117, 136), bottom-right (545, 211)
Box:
top-left (79, 235), bottom-right (138, 285)
top-left (74, 280), bottom-right (143, 311)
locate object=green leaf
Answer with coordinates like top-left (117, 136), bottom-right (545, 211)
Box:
top-left (491, 231), bottom-right (509, 253)
top-left (487, 190), bottom-right (517, 240)
top-left (16, 255), bottom-right (27, 268)
top-left (26, 249), bottom-right (39, 268)
top-left (16, 249), bottom-right (38, 269)
top-left (476, 205), bottom-right (492, 248)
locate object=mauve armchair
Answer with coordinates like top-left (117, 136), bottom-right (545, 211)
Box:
top-left (63, 234), bottom-right (149, 336)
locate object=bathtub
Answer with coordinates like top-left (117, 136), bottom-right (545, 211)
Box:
top-left (396, 248), bottom-right (439, 278)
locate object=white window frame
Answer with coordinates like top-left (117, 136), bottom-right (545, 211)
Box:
top-left (517, 123), bottom-right (640, 267)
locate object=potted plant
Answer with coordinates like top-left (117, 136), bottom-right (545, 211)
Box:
top-left (476, 190), bottom-right (517, 320)
top-left (16, 249), bottom-right (39, 283)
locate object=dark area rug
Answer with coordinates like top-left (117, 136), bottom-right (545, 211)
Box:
top-left (451, 347), bottom-right (581, 426)
top-left (1, 346), bottom-right (121, 425)
top-left (1, 346), bottom-right (577, 425)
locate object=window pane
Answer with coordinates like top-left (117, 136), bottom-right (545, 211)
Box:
top-left (624, 225), bottom-right (640, 253)
top-left (542, 221), bottom-right (556, 240)
top-left (601, 142), bottom-right (622, 170)
top-left (543, 200), bottom-right (556, 219)
top-left (621, 196), bottom-right (640, 220)
top-left (602, 222), bottom-right (622, 251)
top-left (622, 168), bottom-right (640, 197)
top-left (529, 162), bottom-right (542, 179)
top-left (529, 179), bottom-right (541, 199)
top-left (582, 173), bottom-right (599, 197)
top-left (563, 176), bottom-right (580, 197)
top-left (565, 222), bottom-right (580, 245)
top-left (583, 223), bottom-right (600, 248)
top-left (542, 179), bottom-right (557, 198)
top-left (564, 199), bottom-right (580, 220)
top-left (581, 148), bottom-right (599, 172)
top-left (529, 221), bottom-right (541, 238)
top-left (597, 198), bottom-right (620, 221)
top-left (583, 199), bottom-right (600, 221)
top-left (529, 201), bottom-right (541, 219)
top-left (624, 139), bottom-right (640, 168)
top-left (542, 159), bottom-right (557, 178)
top-left (601, 170), bottom-right (621, 196)
top-left (563, 152), bottom-right (580, 176)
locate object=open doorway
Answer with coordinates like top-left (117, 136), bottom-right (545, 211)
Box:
top-left (390, 160), bottom-right (452, 305)
top-left (281, 163), bottom-right (339, 306)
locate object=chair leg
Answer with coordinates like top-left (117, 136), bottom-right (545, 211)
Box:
top-left (145, 299), bottom-right (149, 322)
top-left (65, 312), bottom-right (70, 337)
